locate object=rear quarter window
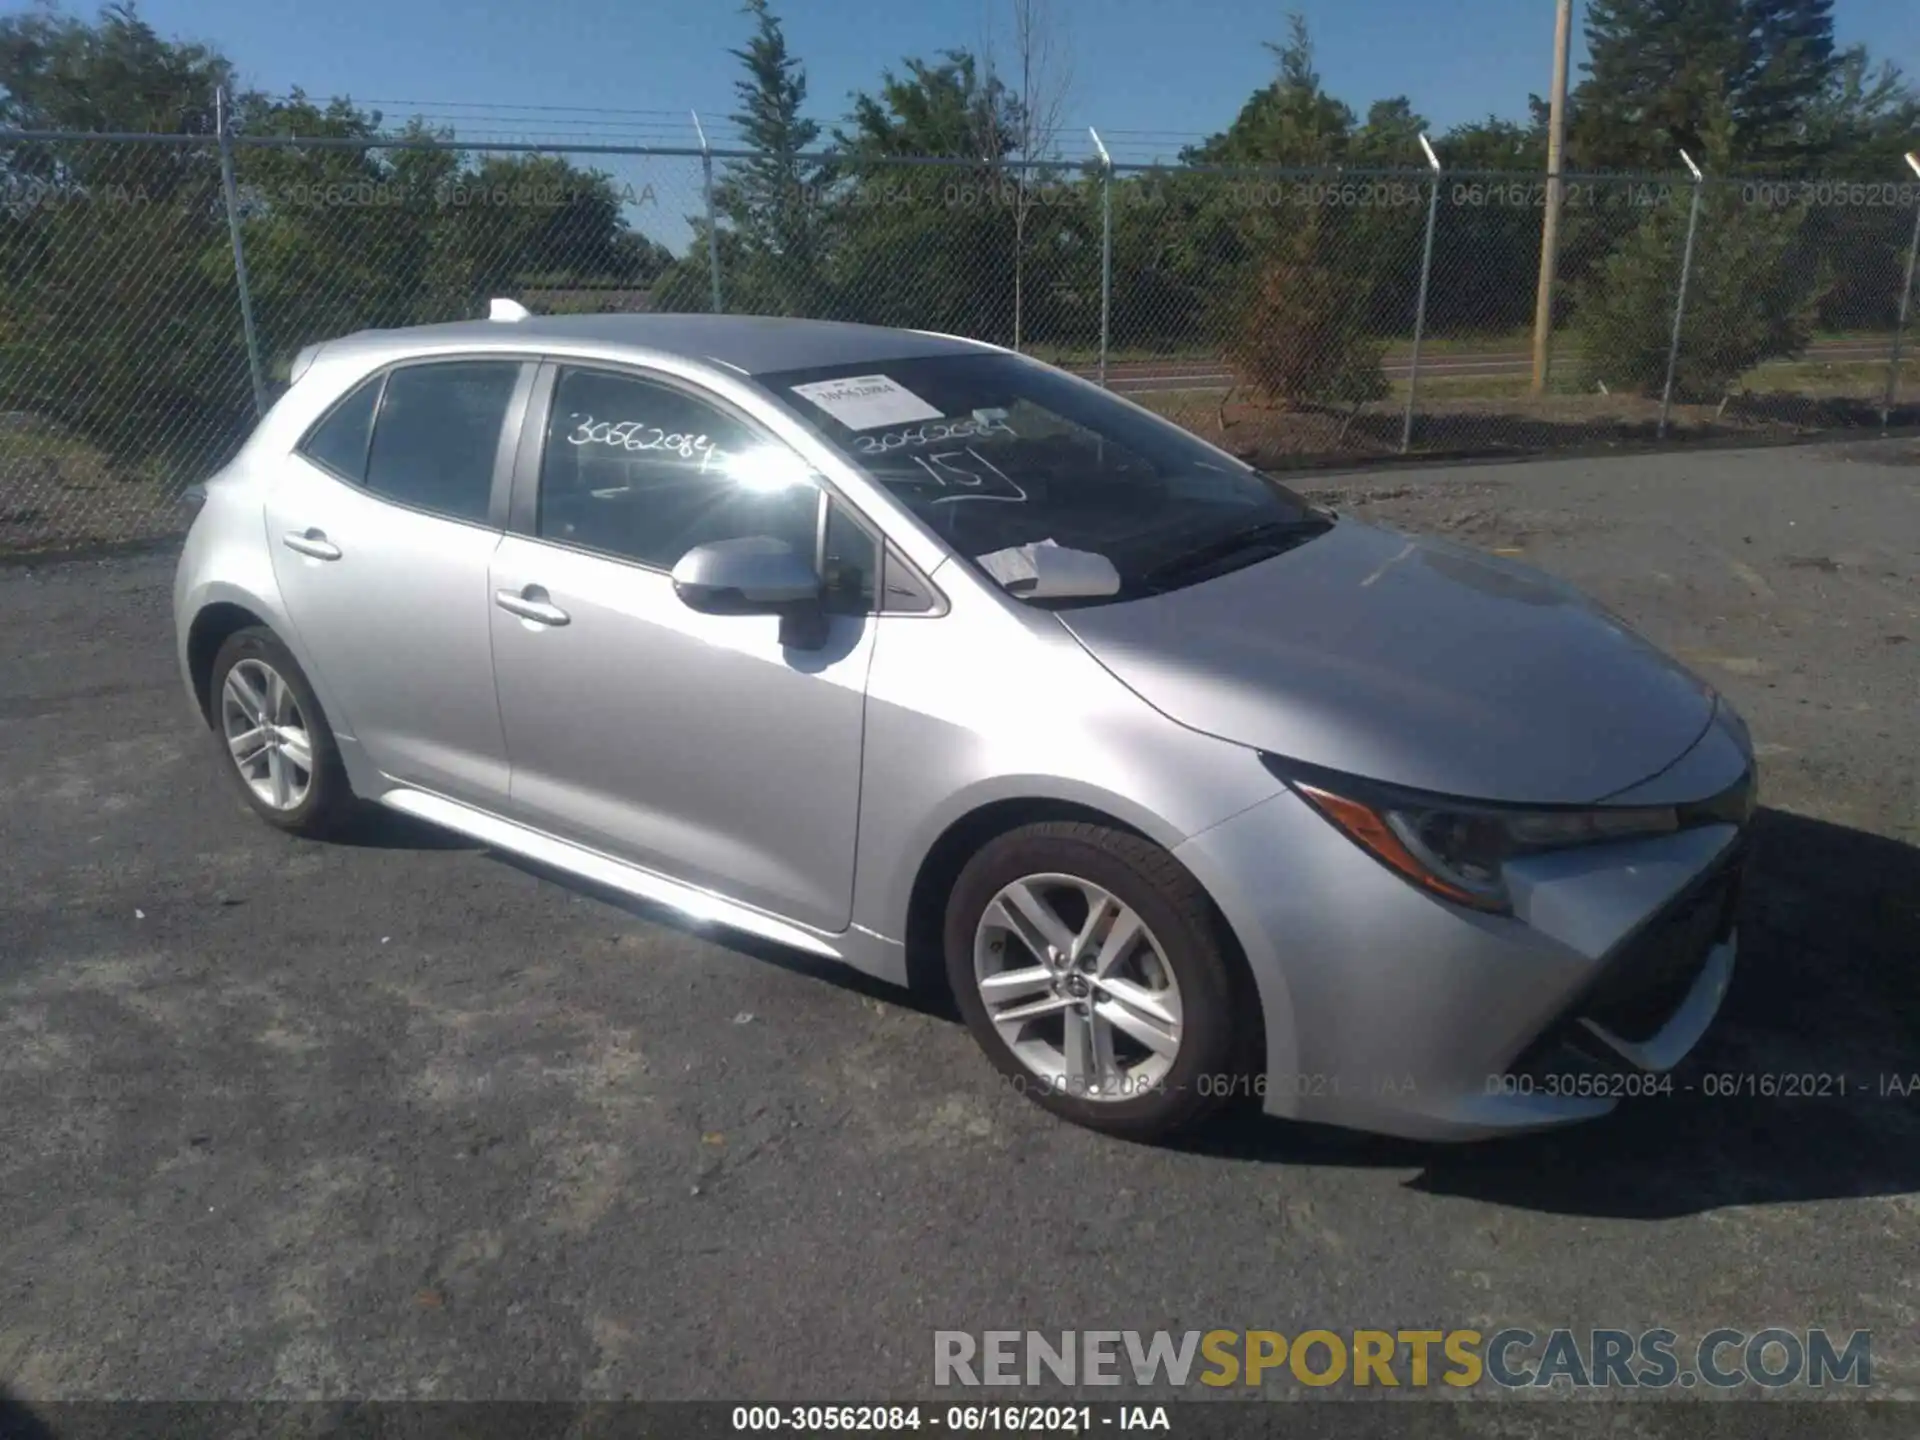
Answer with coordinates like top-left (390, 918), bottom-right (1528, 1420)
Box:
top-left (295, 374), bottom-right (382, 482)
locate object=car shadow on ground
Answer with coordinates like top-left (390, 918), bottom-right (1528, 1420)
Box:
top-left (330, 806), bottom-right (484, 852)
top-left (377, 805), bottom-right (1917, 1221)
top-left (0, 1386), bottom-right (58, 1440)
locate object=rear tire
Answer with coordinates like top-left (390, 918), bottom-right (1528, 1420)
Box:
top-left (944, 821), bottom-right (1250, 1141)
top-left (208, 627), bottom-right (356, 839)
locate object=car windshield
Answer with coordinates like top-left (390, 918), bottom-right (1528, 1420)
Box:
top-left (753, 352), bottom-right (1329, 603)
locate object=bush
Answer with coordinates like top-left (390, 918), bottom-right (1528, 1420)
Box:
top-left (1219, 211), bottom-right (1388, 408)
top-left (1573, 188), bottom-right (1828, 401)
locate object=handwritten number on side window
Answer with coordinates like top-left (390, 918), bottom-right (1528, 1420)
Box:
top-left (914, 448), bottom-right (1027, 504)
top-left (566, 414), bottom-right (719, 470)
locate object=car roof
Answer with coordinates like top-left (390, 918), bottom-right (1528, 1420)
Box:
top-left (312, 312), bottom-right (998, 378)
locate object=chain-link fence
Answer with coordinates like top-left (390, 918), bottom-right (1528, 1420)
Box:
top-left (3, 123), bottom-right (1918, 555)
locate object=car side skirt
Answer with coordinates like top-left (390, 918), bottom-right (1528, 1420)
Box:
top-left (381, 787), bottom-right (859, 961)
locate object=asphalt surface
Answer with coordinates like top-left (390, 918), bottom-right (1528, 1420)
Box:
top-left (2, 440), bottom-right (1918, 1405)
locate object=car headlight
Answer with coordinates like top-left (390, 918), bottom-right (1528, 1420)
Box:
top-left (1281, 768), bottom-right (1680, 914)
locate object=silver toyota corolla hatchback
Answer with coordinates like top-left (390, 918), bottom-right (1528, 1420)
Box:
top-left (174, 308), bottom-right (1756, 1142)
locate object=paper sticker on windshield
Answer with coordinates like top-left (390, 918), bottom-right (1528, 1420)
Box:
top-left (790, 374), bottom-right (943, 431)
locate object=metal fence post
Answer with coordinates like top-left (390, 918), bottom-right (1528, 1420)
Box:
top-left (1090, 128), bottom-right (1113, 388)
top-left (1659, 150), bottom-right (1705, 440)
top-left (693, 110), bottom-right (723, 314)
top-left (215, 86), bottom-right (268, 418)
top-left (1882, 152), bottom-right (1920, 434)
top-left (1401, 134), bottom-right (1444, 454)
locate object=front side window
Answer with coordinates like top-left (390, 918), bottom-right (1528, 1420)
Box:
top-left (755, 353), bottom-right (1329, 604)
top-left (363, 361), bottom-right (520, 524)
top-left (537, 366), bottom-right (821, 571)
top-left (822, 500), bottom-right (878, 614)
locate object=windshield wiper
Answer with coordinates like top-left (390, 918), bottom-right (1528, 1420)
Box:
top-left (1135, 516), bottom-right (1332, 593)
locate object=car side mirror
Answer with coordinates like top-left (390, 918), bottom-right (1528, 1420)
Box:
top-left (671, 536), bottom-right (829, 648)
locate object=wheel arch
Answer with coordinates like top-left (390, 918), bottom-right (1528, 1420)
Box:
top-left (180, 571), bottom-right (347, 745)
top-left (899, 795), bottom-right (1268, 1076)
top-left (186, 601), bottom-right (272, 725)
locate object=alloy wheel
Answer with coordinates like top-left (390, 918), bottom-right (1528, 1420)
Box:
top-left (972, 872), bottom-right (1183, 1101)
top-left (220, 658), bottom-right (314, 812)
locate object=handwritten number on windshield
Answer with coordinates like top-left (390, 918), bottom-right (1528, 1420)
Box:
top-left (914, 448), bottom-right (1027, 503)
top-left (854, 416), bottom-right (1016, 455)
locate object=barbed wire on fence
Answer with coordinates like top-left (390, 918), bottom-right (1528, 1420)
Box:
top-left (2, 124), bottom-right (1917, 555)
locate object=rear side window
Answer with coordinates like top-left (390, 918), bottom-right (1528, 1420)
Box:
top-left (297, 375), bottom-right (381, 482)
top-left (363, 362), bottom-right (520, 524)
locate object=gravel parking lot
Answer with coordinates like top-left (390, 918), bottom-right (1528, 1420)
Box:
top-left (2, 440), bottom-right (1917, 1404)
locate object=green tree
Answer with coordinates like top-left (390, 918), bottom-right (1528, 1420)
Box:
top-left (830, 50), bottom-right (1033, 340)
top-left (1571, 0), bottom-right (1838, 172)
top-left (0, 5), bottom-right (676, 479)
top-left (1795, 49), bottom-right (1920, 330)
top-left (229, 94), bottom-right (426, 371)
top-left (229, 97), bottom-right (661, 367)
top-left (1221, 204), bottom-right (1389, 407)
top-left (0, 4), bottom-right (241, 473)
top-left (715, 0), bottom-right (832, 314)
top-left (1424, 118), bottom-right (1549, 334)
top-left (843, 49), bottom-right (1022, 159)
top-left (1184, 14), bottom-right (1353, 167)
top-left (1181, 16), bottom-right (1391, 406)
top-left (1439, 116), bottom-right (1547, 173)
top-left (0, 2), bottom-right (228, 134)
top-left (1801, 46), bottom-right (1920, 175)
top-left (1573, 183), bottom-right (1824, 399)
top-left (423, 153), bottom-right (653, 304)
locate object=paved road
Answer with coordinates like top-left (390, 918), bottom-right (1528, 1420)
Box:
top-left (2, 441), bottom-right (1918, 1404)
top-left (1074, 338), bottom-right (1899, 394)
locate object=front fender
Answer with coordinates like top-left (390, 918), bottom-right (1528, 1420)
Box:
top-left (854, 737), bottom-right (1282, 954)
top-left (849, 607), bottom-right (1286, 952)
top-left (884, 769), bottom-right (1205, 926)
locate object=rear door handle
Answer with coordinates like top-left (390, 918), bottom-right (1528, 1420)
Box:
top-left (282, 528), bottom-right (342, 561)
top-left (495, 585), bottom-right (570, 627)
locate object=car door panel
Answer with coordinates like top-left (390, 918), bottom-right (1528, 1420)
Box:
top-left (267, 465), bottom-right (509, 802)
top-left (489, 537), bottom-right (873, 930)
top-left (264, 358), bottom-right (529, 807)
top-left (487, 361), bottom-right (875, 933)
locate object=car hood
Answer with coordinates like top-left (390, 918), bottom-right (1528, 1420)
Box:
top-left (1057, 519), bottom-right (1716, 804)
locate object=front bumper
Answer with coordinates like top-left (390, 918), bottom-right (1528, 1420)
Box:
top-left (1173, 785), bottom-right (1746, 1142)
top-left (1506, 837), bottom-right (1743, 1083)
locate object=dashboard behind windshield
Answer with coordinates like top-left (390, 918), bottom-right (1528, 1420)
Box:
top-left (753, 352), bottom-right (1322, 601)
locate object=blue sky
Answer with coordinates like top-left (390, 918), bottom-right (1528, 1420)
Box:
top-left (60, 0), bottom-right (1920, 163)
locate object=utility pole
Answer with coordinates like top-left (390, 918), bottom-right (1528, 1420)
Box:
top-left (1530, 0), bottom-right (1575, 394)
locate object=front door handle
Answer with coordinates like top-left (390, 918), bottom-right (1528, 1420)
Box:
top-left (282, 528), bottom-right (342, 561)
top-left (495, 585), bottom-right (570, 627)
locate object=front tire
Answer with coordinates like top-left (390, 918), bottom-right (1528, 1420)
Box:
top-left (208, 627), bottom-right (356, 839)
top-left (944, 821), bottom-right (1250, 1141)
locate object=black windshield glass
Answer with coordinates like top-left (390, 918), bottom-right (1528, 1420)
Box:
top-left (754, 352), bottom-right (1326, 601)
